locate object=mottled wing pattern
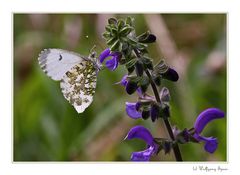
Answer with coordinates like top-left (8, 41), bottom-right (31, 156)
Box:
top-left (38, 49), bottom-right (84, 81)
top-left (60, 61), bottom-right (97, 113)
top-left (38, 48), bottom-right (97, 113)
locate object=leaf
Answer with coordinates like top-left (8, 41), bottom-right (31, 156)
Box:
top-left (108, 17), bottom-right (117, 25)
top-left (152, 59), bottom-right (169, 76)
top-left (119, 27), bottom-right (133, 37)
top-left (106, 37), bottom-right (117, 46)
top-left (125, 58), bottom-right (137, 69)
top-left (109, 40), bottom-right (120, 51)
top-left (139, 76), bottom-right (150, 92)
top-left (102, 31), bottom-right (111, 39)
top-left (137, 31), bottom-right (150, 41)
top-left (117, 19), bottom-right (125, 30)
top-left (105, 25), bottom-right (112, 32)
top-left (127, 37), bottom-right (138, 46)
top-left (142, 56), bottom-right (153, 70)
top-left (125, 16), bottom-right (134, 26)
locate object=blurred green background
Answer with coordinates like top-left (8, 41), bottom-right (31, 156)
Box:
top-left (14, 14), bottom-right (226, 161)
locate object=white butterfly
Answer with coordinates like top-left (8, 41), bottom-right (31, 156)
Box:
top-left (38, 48), bottom-right (101, 113)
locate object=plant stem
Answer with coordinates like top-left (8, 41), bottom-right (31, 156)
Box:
top-left (145, 69), bottom-right (182, 161)
top-left (134, 49), bottom-right (183, 161)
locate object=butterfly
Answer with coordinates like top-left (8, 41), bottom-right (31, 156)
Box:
top-left (38, 48), bottom-right (101, 113)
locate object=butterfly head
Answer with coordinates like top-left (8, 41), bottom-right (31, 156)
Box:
top-left (88, 51), bottom-right (102, 72)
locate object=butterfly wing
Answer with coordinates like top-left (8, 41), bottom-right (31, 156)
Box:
top-left (38, 48), bottom-right (98, 113)
top-left (60, 61), bottom-right (97, 113)
top-left (38, 48), bottom-right (85, 81)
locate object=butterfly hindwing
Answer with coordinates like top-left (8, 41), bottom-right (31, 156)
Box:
top-left (60, 61), bottom-right (97, 113)
top-left (38, 48), bottom-right (85, 81)
top-left (38, 48), bottom-right (98, 113)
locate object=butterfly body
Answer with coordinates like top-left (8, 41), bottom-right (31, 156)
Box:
top-left (38, 48), bottom-right (100, 113)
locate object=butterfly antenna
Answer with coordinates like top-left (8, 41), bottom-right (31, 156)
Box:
top-left (95, 39), bottom-right (105, 50)
top-left (90, 45), bottom-right (97, 53)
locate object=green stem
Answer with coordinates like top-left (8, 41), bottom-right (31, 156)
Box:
top-left (134, 49), bottom-right (183, 161)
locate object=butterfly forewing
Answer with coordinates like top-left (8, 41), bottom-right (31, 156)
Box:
top-left (38, 49), bottom-right (84, 81)
top-left (38, 48), bottom-right (98, 113)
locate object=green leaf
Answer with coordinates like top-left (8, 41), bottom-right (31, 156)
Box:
top-left (126, 16), bottom-right (133, 26)
top-left (108, 17), bottom-right (117, 25)
top-left (127, 65), bottom-right (135, 74)
top-left (117, 19), bottom-right (125, 30)
top-left (152, 59), bottom-right (169, 76)
top-left (137, 31), bottom-right (150, 41)
top-left (142, 56), bottom-right (153, 70)
top-left (127, 75), bottom-right (142, 84)
top-left (119, 27), bottom-right (133, 37)
top-left (105, 25), bottom-right (112, 32)
top-left (102, 31), bottom-right (111, 39)
top-left (136, 43), bottom-right (147, 51)
top-left (125, 58), bottom-right (137, 69)
top-left (139, 76), bottom-right (150, 92)
top-left (110, 40), bottom-right (120, 51)
top-left (111, 27), bottom-right (118, 36)
top-left (128, 37), bottom-right (138, 46)
top-left (106, 37), bottom-right (117, 46)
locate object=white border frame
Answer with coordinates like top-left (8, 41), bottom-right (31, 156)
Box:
top-left (1, 0), bottom-right (240, 175)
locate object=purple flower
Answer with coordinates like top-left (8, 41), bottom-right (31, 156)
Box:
top-left (193, 108), bottom-right (224, 153)
top-left (118, 74), bottom-right (128, 86)
top-left (117, 75), bottom-right (142, 96)
top-left (126, 102), bottom-right (142, 119)
top-left (99, 48), bottom-right (121, 71)
top-left (125, 125), bottom-right (159, 161)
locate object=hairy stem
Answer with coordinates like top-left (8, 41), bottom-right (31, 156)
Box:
top-left (134, 49), bottom-right (183, 161)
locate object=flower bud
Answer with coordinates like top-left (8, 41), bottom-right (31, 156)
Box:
top-left (162, 68), bottom-right (179, 82)
top-left (160, 87), bottom-right (171, 102)
top-left (162, 105), bottom-right (170, 119)
top-left (150, 103), bottom-right (161, 122)
top-left (126, 81), bottom-right (138, 95)
top-left (142, 110), bottom-right (150, 120)
top-left (135, 60), bottom-right (144, 76)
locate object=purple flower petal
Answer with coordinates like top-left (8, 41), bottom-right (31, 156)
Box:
top-left (135, 102), bottom-right (141, 111)
top-left (131, 146), bottom-right (155, 161)
top-left (110, 52), bottom-right (120, 57)
top-left (197, 135), bottom-right (218, 153)
top-left (99, 48), bottom-right (110, 63)
top-left (136, 87), bottom-right (143, 97)
top-left (116, 75), bottom-right (143, 96)
top-left (126, 126), bottom-right (159, 161)
top-left (126, 102), bottom-right (142, 119)
top-left (194, 108), bottom-right (225, 134)
top-left (116, 74), bottom-right (128, 86)
top-left (105, 56), bottom-right (119, 71)
top-left (125, 125), bottom-right (154, 146)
